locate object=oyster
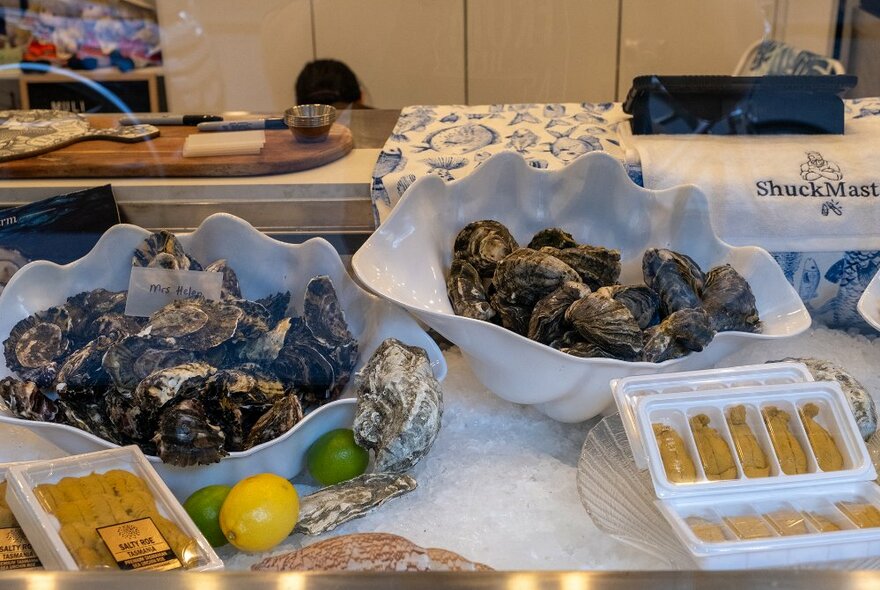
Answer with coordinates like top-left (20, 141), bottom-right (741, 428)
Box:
top-left (447, 258), bottom-right (495, 321)
top-left (539, 245), bottom-right (621, 290)
top-left (293, 473), bottom-right (418, 536)
top-left (701, 264), bottom-right (761, 333)
top-left (86, 313), bottom-right (146, 343)
top-left (3, 307), bottom-right (72, 387)
top-left (152, 398), bottom-right (226, 466)
top-left (274, 321), bottom-right (341, 410)
top-left (489, 292), bottom-right (532, 336)
top-left (565, 294), bottom-right (642, 361)
top-left (255, 291), bottom-right (291, 325)
top-left (238, 317), bottom-right (291, 364)
top-left (303, 276), bottom-right (356, 354)
top-left (643, 308), bottom-right (715, 363)
top-left (771, 357), bottom-right (878, 441)
top-left (146, 299), bottom-right (243, 350)
top-left (127, 362), bottom-right (215, 439)
top-left (103, 335), bottom-right (196, 391)
top-left (527, 227), bottom-right (578, 250)
top-left (643, 248), bottom-right (705, 316)
top-left (132, 230), bottom-right (201, 270)
top-left (552, 335), bottom-right (618, 359)
top-left (243, 394), bottom-right (304, 449)
top-left (527, 281), bottom-right (591, 344)
top-left (0, 377), bottom-right (60, 422)
top-left (453, 219), bottom-right (518, 278)
top-left (595, 285), bottom-right (660, 330)
top-left (353, 338), bottom-right (442, 474)
top-left (204, 259), bottom-right (242, 299)
top-left (65, 289), bottom-right (129, 345)
top-left (492, 248), bottom-right (580, 307)
top-left (56, 399), bottom-right (122, 445)
top-left (54, 336), bottom-right (114, 402)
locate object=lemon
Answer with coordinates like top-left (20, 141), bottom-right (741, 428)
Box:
top-left (183, 484), bottom-right (232, 547)
top-left (306, 428), bottom-right (370, 486)
top-left (219, 473), bottom-right (299, 552)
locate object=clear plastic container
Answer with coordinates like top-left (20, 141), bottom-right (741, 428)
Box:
top-left (4, 446), bottom-right (223, 572)
top-left (613, 368), bottom-right (880, 569)
top-left (612, 362), bottom-right (814, 469)
top-left (0, 462), bottom-right (42, 571)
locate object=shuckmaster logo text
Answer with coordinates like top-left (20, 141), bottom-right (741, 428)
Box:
top-left (756, 152), bottom-right (880, 217)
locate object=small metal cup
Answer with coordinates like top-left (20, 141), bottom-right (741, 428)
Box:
top-left (284, 104), bottom-right (337, 143)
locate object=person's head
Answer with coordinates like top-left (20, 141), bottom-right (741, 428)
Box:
top-left (295, 59), bottom-right (364, 108)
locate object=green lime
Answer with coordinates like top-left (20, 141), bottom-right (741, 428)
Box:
top-left (306, 428), bottom-right (370, 486)
top-left (183, 484), bottom-right (233, 547)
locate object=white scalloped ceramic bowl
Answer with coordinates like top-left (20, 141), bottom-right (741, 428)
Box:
top-left (857, 271), bottom-right (880, 332)
top-left (0, 213), bottom-right (446, 498)
top-left (352, 151), bottom-right (810, 423)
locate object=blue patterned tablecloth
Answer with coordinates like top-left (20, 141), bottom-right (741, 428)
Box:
top-left (371, 98), bottom-right (880, 332)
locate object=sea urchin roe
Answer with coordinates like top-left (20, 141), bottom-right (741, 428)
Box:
top-left (804, 511), bottom-right (843, 532)
top-left (685, 516), bottom-right (727, 542)
top-left (652, 423), bottom-right (696, 483)
top-left (765, 509), bottom-right (809, 536)
top-left (0, 481), bottom-right (15, 528)
top-left (762, 406), bottom-right (808, 475)
top-left (836, 501), bottom-right (880, 529)
top-left (689, 414), bottom-right (737, 480)
top-left (723, 514), bottom-right (774, 540)
top-left (799, 403), bottom-right (844, 472)
top-left (726, 405), bottom-right (770, 478)
top-left (34, 470), bottom-right (197, 570)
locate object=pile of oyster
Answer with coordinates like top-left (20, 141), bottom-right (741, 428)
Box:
top-left (0, 231), bottom-right (358, 466)
top-left (446, 220), bottom-right (760, 362)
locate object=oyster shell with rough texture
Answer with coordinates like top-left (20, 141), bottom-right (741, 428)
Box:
top-left (146, 299), bottom-right (243, 351)
top-left (453, 219), bottom-right (518, 278)
top-left (565, 294), bottom-right (642, 361)
top-left (3, 307), bottom-right (72, 388)
top-left (539, 245), bottom-right (621, 290)
top-left (128, 361), bottom-right (216, 438)
top-left (238, 317), bottom-right (291, 364)
top-left (492, 248), bottom-right (580, 308)
top-left (643, 307), bottom-right (715, 363)
top-left (642, 248), bottom-right (705, 316)
top-left (252, 531), bottom-right (492, 572)
top-left (701, 264), bottom-right (761, 333)
top-left (353, 338), bottom-right (442, 474)
top-left (771, 357), bottom-right (878, 441)
top-left (255, 291), bottom-right (291, 325)
top-left (595, 285), bottom-right (660, 330)
top-left (527, 281), bottom-right (591, 344)
top-left (527, 227), bottom-right (578, 250)
top-left (243, 394), bottom-right (303, 449)
top-left (53, 336), bottom-right (114, 402)
top-left (0, 376), bottom-right (60, 422)
top-left (488, 292), bottom-right (532, 336)
top-left (152, 397), bottom-right (226, 466)
top-left (204, 259), bottom-right (242, 300)
top-left (446, 258), bottom-right (495, 322)
top-left (103, 335), bottom-right (196, 391)
top-left (132, 230), bottom-right (202, 270)
top-left (293, 473), bottom-right (418, 536)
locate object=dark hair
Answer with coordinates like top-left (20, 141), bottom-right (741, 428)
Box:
top-left (295, 59), bottom-right (362, 106)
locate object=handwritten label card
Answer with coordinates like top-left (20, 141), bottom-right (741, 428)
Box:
top-left (124, 267), bottom-right (222, 317)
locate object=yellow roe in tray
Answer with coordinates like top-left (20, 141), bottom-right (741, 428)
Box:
top-left (765, 509), bottom-right (809, 536)
top-left (35, 470), bottom-right (197, 570)
top-left (685, 516), bottom-right (727, 543)
top-left (723, 514), bottom-right (775, 540)
top-left (0, 481), bottom-right (18, 528)
top-left (836, 501), bottom-right (880, 529)
top-left (804, 511), bottom-right (843, 532)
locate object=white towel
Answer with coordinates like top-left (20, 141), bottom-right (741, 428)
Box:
top-left (625, 115), bottom-right (880, 252)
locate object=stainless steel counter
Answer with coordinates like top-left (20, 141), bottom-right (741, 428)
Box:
top-left (2, 570), bottom-right (880, 589)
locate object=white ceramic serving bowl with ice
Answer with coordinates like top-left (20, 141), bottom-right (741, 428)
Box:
top-left (0, 213), bottom-right (446, 499)
top-left (352, 151), bottom-right (810, 423)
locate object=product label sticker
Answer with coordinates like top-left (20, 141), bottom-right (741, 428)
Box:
top-left (0, 527), bottom-right (42, 570)
top-left (124, 266), bottom-right (222, 317)
top-left (96, 517), bottom-right (182, 571)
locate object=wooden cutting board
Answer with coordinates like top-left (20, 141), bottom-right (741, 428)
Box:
top-left (0, 115), bottom-right (354, 178)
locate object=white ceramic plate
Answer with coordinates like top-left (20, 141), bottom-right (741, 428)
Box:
top-left (857, 270), bottom-right (880, 332)
top-left (352, 151), bottom-right (810, 423)
top-left (0, 213), bottom-right (446, 499)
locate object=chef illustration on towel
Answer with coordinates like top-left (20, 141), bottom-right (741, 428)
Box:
top-left (800, 151), bottom-right (842, 182)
